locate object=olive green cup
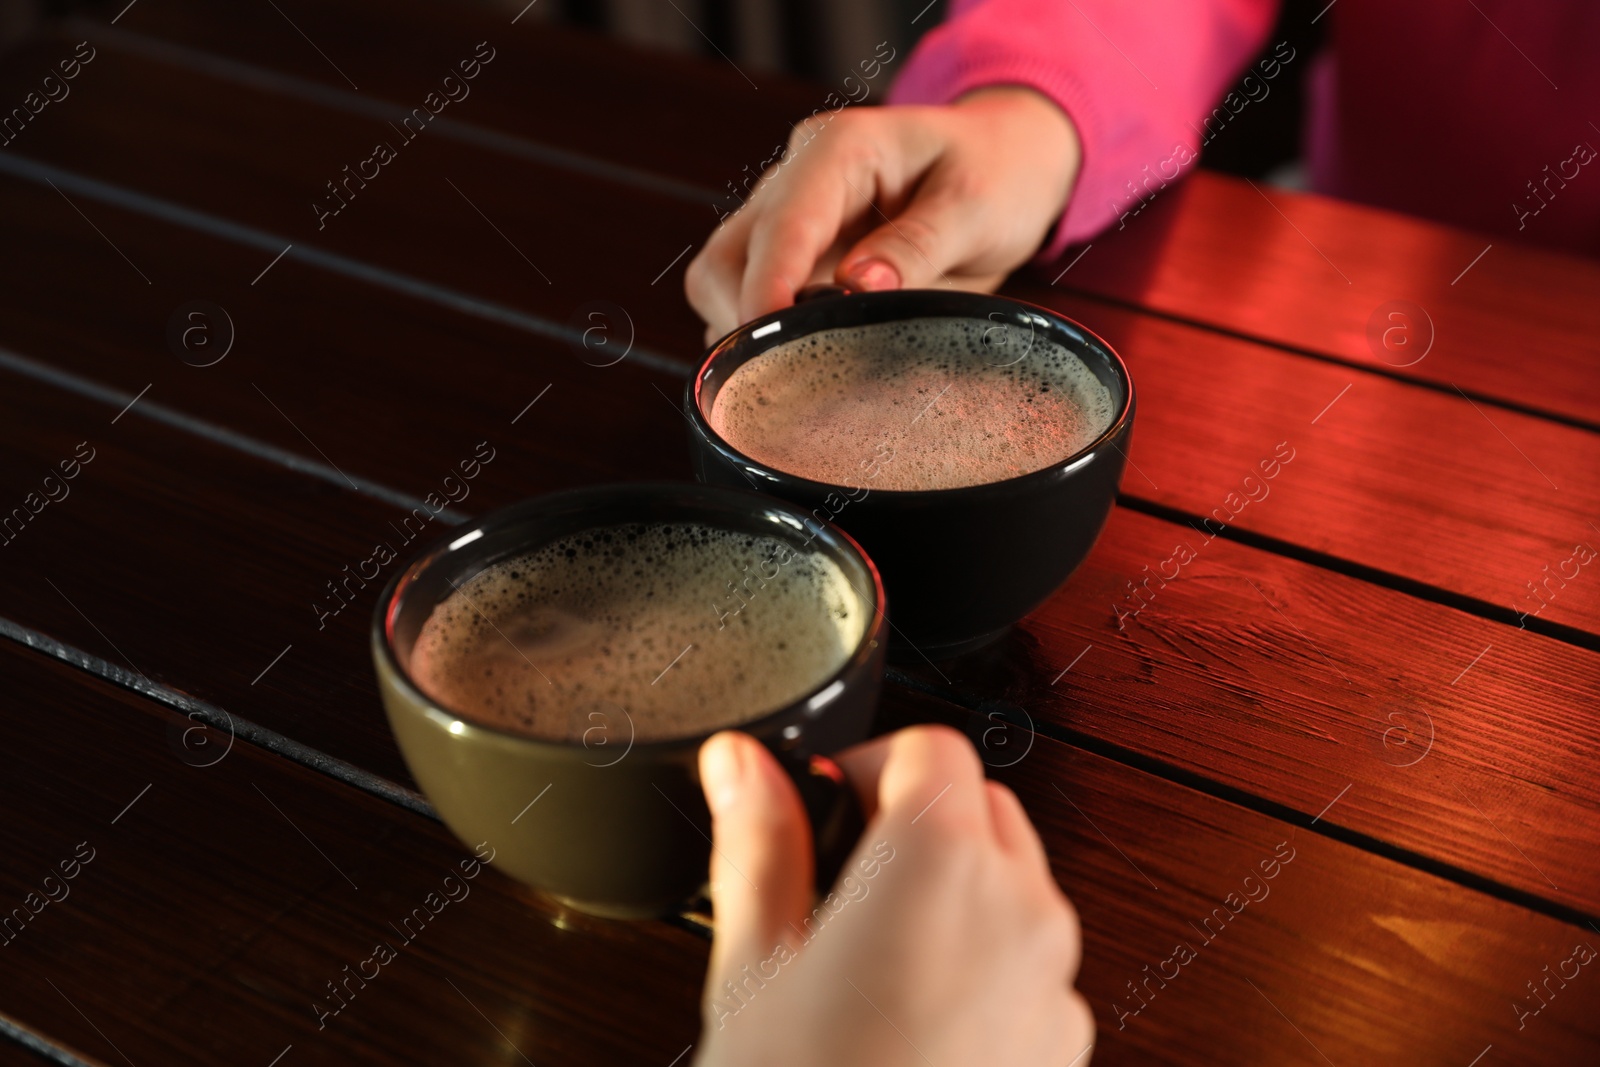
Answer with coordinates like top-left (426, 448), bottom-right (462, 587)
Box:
top-left (372, 483), bottom-right (887, 919)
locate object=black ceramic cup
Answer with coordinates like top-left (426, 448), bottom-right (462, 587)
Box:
top-left (372, 483), bottom-right (886, 919)
top-left (684, 289), bottom-right (1135, 658)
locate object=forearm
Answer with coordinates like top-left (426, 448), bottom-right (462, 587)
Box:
top-left (890, 0), bottom-right (1280, 251)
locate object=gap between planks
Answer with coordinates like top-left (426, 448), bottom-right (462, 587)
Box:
top-left (0, 607), bottom-right (1593, 936)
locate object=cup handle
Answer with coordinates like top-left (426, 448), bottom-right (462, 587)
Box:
top-left (794, 283), bottom-right (855, 304)
top-left (789, 753), bottom-right (865, 894)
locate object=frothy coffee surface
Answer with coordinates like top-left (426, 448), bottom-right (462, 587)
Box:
top-left (710, 316), bottom-right (1116, 491)
top-left (409, 523), bottom-right (866, 742)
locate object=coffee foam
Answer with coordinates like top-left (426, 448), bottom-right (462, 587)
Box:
top-left (710, 316), bottom-right (1116, 491)
top-left (409, 522), bottom-right (867, 742)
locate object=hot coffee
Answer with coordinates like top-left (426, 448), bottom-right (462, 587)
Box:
top-left (409, 521), bottom-right (867, 742)
top-left (709, 316), bottom-right (1115, 491)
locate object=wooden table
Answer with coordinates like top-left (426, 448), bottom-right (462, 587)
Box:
top-left (2, 3), bottom-right (1597, 1064)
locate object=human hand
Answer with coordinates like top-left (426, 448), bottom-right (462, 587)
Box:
top-left (693, 724), bottom-right (1094, 1067)
top-left (685, 87), bottom-right (1082, 345)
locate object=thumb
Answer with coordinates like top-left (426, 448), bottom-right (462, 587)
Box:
top-left (699, 731), bottom-right (814, 990)
top-left (836, 175), bottom-right (979, 292)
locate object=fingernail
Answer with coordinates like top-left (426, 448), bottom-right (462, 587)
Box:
top-left (845, 258), bottom-right (901, 292)
top-left (702, 733), bottom-right (748, 813)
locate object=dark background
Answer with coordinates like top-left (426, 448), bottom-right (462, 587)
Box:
top-left (20, 0), bottom-right (1327, 181)
top-left (542, 0), bottom-right (1327, 182)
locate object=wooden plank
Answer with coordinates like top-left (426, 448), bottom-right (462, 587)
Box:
top-left (4, 643), bottom-right (1596, 1066)
top-left (978, 710), bottom-right (1600, 1065)
top-left (0, 72), bottom-right (1596, 913)
top-left (0, 371), bottom-right (443, 785)
top-left (71, 3), bottom-right (1600, 430)
top-left (0, 645), bottom-right (707, 1067)
top-left (0, 168), bottom-right (693, 496)
top-left (6, 0), bottom-right (1593, 927)
top-left (1053, 172), bottom-right (1600, 429)
top-left (1001, 284), bottom-right (1600, 642)
top-left (0, 1026), bottom-right (85, 1067)
top-left (896, 503), bottom-right (1600, 922)
top-left (2, 358), bottom-right (1597, 921)
top-left (78, 0), bottom-right (818, 197)
top-left (7, 59), bottom-right (1599, 644)
top-left (3, 4), bottom-right (1587, 1062)
top-left (0, 35), bottom-right (712, 363)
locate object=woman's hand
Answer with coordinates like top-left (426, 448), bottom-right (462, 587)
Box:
top-left (693, 724), bottom-right (1094, 1067)
top-left (685, 87), bottom-right (1081, 345)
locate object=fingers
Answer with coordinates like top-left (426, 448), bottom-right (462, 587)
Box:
top-left (687, 94), bottom-right (1080, 339)
top-left (686, 209), bottom-right (755, 344)
top-left (878, 724), bottom-right (990, 836)
top-left (836, 723), bottom-right (992, 837)
top-left (688, 167), bottom-right (851, 340)
top-left (1062, 990), bottom-right (1097, 1066)
top-left (735, 157), bottom-right (857, 325)
top-left (835, 728), bottom-right (1063, 876)
top-left (832, 730), bottom-right (893, 822)
top-left (736, 110), bottom-right (940, 322)
top-left (837, 167), bottom-right (984, 292)
top-left (984, 779), bottom-right (1051, 872)
top-left (980, 776), bottom-right (1080, 980)
top-left (699, 731), bottom-right (814, 989)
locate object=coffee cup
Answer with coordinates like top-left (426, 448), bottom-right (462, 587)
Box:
top-left (684, 289), bottom-right (1135, 658)
top-left (372, 483), bottom-right (886, 919)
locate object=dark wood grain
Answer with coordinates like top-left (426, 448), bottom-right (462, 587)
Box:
top-left (4, 643), bottom-right (1598, 1066)
top-left (1, 6), bottom-right (1597, 1065)
top-left (6, 38), bottom-right (1597, 643)
top-left (1001, 283), bottom-right (1600, 642)
top-left (0, 370), bottom-right (539, 789)
top-left (0, 168), bottom-right (694, 496)
top-left (12, 31), bottom-right (1600, 652)
top-left (74, 0), bottom-right (1600, 431)
top-left (900, 503), bottom-right (1600, 921)
top-left (0, 36), bottom-right (711, 364)
top-left (1, 16), bottom-right (1597, 919)
top-left (1048, 172), bottom-right (1600, 429)
top-left (975, 708), bottom-right (1600, 1066)
top-left (0, 1023), bottom-right (88, 1067)
top-left (77, 0), bottom-right (818, 197)
top-left (0, 644), bottom-right (709, 1067)
top-left (2, 363), bottom-right (1598, 921)
top-left (0, 31), bottom-right (1596, 914)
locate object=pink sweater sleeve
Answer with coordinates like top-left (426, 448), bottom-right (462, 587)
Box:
top-left (888, 0), bottom-right (1279, 257)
